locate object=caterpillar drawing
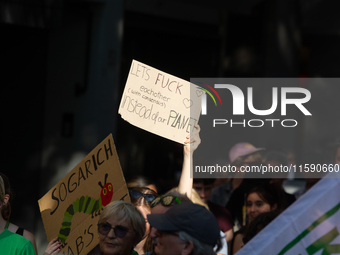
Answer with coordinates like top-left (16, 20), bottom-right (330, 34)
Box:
top-left (58, 173), bottom-right (113, 245)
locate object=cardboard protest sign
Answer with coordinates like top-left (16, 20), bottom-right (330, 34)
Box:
top-left (38, 134), bottom-right (129, 255)
top-left (118, 60), bottom-right (202, 144)
top-left (236, 173), bottom-right (340, 255)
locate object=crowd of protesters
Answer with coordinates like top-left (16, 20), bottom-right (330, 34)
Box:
top-left (1, 126), bottom-right (339, 255)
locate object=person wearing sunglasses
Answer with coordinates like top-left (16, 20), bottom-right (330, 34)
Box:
top-left (130, 189), bottom-right (158, 203)
top-left (147, 202), bottom-right (221, 255)
top-left (129, 187), bottom-right (158, 255)
top-left (97, 200), bottom-right (146, 255)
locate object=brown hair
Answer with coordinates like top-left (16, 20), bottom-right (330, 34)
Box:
top-left (243, 210), bottom-right (281, 244)
top-left (246, 182), bottom-right (287, 212)
top-left (129, 187), bottom-right (158, 209)
top-left (0, 176), bottom-right (5, 202)
top-left (0, 173), bottom-right (11, 221)
top-left (129, 187), bottom-right (158, 253)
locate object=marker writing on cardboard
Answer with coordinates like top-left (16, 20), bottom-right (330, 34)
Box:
top-left (58, 174), bottom-right (113, 245)
top-left (50, 139), bottom-right (113, 215)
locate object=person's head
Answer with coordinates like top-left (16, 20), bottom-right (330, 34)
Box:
top-left (242, 210), bottom-right (281, 244)
top-left (229, 142), bottom-right (264, 168)
top-left (148, 191), bottom-right (194, 254)
top-left (98, 200), bottom-right (146, 255)
top-left (150, 190), bottom-right (191, 215)
top-left (129, 187), bottom-right (158, 252)
top-left (147, 202), bottom-right (220, 255)
top-left (246, 182), bottom-right (285, 222)
top-left (192, 179), bottom-right (215, 204)
top-left (129, 187), bottom-right (158, 233)
top-left (127, 176), bottom-right (157, 193)
top-left (0, 173), bottom-right (11, 220)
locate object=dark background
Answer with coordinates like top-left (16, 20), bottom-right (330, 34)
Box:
top-left (1, 0), bottom-right (340, 252)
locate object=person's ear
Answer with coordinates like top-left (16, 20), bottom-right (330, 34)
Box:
top-left (271, 203), bottom-right (277, 210)
top-left (181, 240), bottom-right (194, 255)
top-left (3, 194), bottom-right (10, 205)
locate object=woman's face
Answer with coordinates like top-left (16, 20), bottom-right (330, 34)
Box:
top-left (246, 192), bottom-right (276, 222)
top-left (99, 216), bottom-right (137, 255)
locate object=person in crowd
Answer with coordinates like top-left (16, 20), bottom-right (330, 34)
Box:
top-left (91, 125), bottom-right (203, 255)
top-left (127, 176), bottom-right (158, 194)
top-left (0, 172), bottom-right (38, 254)
top-left (221, 143), bottom-right (266, 228)
top-left (0, 175), bottom-right (36, 254)
top-left (149, 191), bottom-right (230, 255)
top-left (210, 143), bottom-right (265, 210)
top-left (192, 178), bottom-right (234, 243)
top-left (129, 187), bottom-right (159, 255)
top-left (232, 182), bottom-right (286, 254)
top-left (242, 210), bottom-right (281, 245)
top-left (97, 200), bottom-right (146, 255)
top-left (147, 202), bottom-right (221, 255)
top-left (161, 125), bottom-right (228, 255)
top-left (0, 172), bottom-right (62, 255)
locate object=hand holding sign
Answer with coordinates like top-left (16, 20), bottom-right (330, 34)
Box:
top-left (118, 60), bottom-right (202, 144)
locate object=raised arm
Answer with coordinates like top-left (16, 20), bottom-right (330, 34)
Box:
top-left (178, 125), bottom-right (201, 199)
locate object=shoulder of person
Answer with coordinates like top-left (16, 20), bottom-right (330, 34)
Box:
top-left (6, 222), bottom-right (19, 233)
top-left (1, 229), bottom-right (35, 253)
top-left (23, 229), bottom-right (36, 243)
top-left (22, 237), bottom-right (36, 255)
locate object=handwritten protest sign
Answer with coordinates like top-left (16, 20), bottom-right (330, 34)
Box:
top-left (38, 134), bottom-right (129, 255)
top-left (118, 60), bottom-right (202, 144)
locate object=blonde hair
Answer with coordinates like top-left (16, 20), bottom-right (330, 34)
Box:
top-left (168, 187), bottom-right (209, 211)
top-left (98, 200), bottom-right (146, 243)
top-left (190, 189), bottom-right (210, 211)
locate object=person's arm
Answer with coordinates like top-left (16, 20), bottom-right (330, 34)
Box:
top-left (232, 233), bottom-right (244, 254)
top-left (23, 239), bottom-right (36, 255)
top-left (23, 230), bottom-right (38, 255)
top-left (178, 125), bottom-right (201, 199)
top-left (225, 228), bottom-right (234, 254)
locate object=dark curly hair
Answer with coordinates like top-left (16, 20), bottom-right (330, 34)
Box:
top-left (243, 210), bottom-right (281, 244)
top-left (246, 182), bottom-right (287, 212)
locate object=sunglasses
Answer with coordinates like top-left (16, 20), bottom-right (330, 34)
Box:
top-left (98, 223), bottom-right (130, 238)
top-left (150, 195), bottom-right (181, 208)
top-left (129, 189), bottom-right (157, 202)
